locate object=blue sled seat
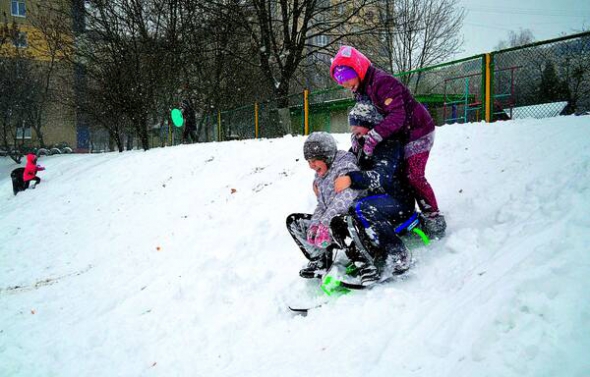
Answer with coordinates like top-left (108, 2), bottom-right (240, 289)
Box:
top-left (394, 212), bottom-right (420, 235)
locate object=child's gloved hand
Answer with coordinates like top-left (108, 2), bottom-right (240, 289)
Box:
top-left (314, 224), bottom-right (332, 249)
top-left (306, 224), bottom-right (319, 244)
top-left (37, 165), bottom-right (45, 171)
top-left (362, 129), bottom-right (383, 156)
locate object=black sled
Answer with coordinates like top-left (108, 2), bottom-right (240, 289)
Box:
top-left (11, 168), bottom-right (25, 196)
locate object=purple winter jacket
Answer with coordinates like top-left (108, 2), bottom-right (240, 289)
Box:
top-left (356, 66), bottom-right (435, 156)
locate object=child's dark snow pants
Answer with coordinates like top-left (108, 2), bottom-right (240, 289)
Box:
top-left (331, 194), bottom-right (414, 264)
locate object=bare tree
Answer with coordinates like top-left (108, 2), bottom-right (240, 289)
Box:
top-left (213, 0), bottom-right (376, 134)
top-left (0, 20), bottom-right (41, 162)
top-left (179, 1), bottom-right (271, 140)
top-left (374, 0), bottom-right (465, 91)
top-left (557, 33), bottom-right (590, 113)
top-left (0, 58), bottom-right (34, 163)
top-left (51, 0), bottom-right (263, 147)
top-left (19, 2), bottom-right (77, 149)
top-left (495, 28), bottom-right (535, 50)
top-left (65, 0), bottom-right (189, 150)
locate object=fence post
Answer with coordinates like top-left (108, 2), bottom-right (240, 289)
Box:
top-left (304, 89), bottom-right (309, 135)
top-left (484, 53), bottom-right (494, 123)
top-left (480, 55), bottom-right (486, 122)
top-left (254, 102), bottom-right (259, 139)
top-left (217, 109), bottom-right (222, 141)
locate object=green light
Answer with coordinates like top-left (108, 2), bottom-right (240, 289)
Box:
top-left (412, 227), bottom-right (430, 245)
top-left (171, 108), bottom-right (184, 127)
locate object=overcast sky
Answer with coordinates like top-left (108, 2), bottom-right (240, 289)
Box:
top-left (456, 0), bottom-right (590, 58)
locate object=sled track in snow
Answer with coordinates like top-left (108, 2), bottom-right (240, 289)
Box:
top-left (0, 264), bottom-right (93, 295)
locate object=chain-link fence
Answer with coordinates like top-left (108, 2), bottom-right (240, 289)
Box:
top-left (220, 104), bottom-right (257, 140)
top-left (258, 93), bottom-right (305, 138)
top-left (147, 31), bottom-right (590, 148)
top-left (492, 32), bottom-right (590, 120)
top-left (308, 87), bottom-right (354, 134)
top-left (394, 56), bottom-right (486, 125)
top-left (208, 92), bottom-right (307, 142)
top-left (4, 32), bottom-right (589, 154)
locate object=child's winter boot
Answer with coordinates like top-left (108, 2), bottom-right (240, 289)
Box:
top-left (357, 261), bottom-right (379, 286)
top-left (390, 248), bottom-right (411, 275)
top-left (421, 212), bottom-right (447, 239)
top-left (299, 257), bottom-right (327, 279)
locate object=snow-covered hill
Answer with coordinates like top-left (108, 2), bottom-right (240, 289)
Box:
top-left (1, 116), bottom-right (590, 377)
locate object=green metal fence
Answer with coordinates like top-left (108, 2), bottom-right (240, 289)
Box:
top-left (212, 93), bottom-right (306, 141)
top-left (307, 87), bottom-right (355, 134)
top-left (154, 30), bottom-right (590, 147)
top-left (394, 55), bottom-right (486, 125)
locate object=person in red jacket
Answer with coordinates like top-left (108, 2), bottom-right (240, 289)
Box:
top-left (23, 153), bottom-right (45, 189)
top-left (330, 45), bottom-right (446, 239)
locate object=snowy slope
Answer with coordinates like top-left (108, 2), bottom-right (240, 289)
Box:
top-left (1, 116), bottom-right (590, 377)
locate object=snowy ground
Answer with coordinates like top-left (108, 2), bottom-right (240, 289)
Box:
top-left (1, 116), bottom-right (590, 377)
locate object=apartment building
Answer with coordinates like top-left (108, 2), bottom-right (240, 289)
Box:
top-left (1, 0), bottom-right (87, 151)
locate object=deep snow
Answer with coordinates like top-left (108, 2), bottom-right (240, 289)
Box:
top-left (1, 116), bottom-right (590, 377)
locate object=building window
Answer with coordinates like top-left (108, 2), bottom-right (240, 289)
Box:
top-left (16, 121), bottom-right (32, 140)
top-left (12, 32), bottom-right (28, 48)
top-left (11, 1), bottom-right (26, 17)
top-left (317, 35), bottom-right (328, 46)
